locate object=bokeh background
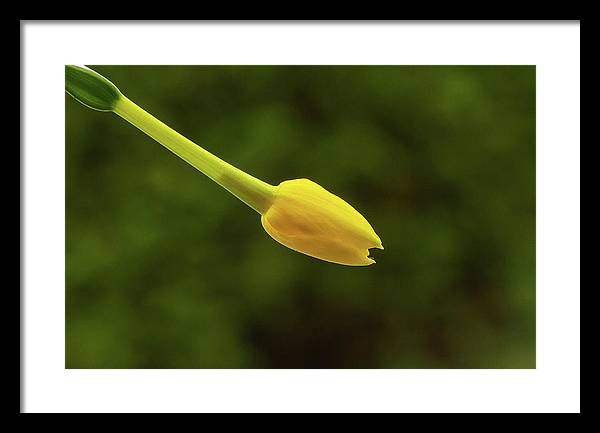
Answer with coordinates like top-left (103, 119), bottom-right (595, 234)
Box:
top-left (66, 66), bottom-right (535, 368)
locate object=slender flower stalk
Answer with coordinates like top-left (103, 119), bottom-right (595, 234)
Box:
top-left (113, 96), bottom-right (275, 214)
top-left (65, 65), bottom-right (384, 266)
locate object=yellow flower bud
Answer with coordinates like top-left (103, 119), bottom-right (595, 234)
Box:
top-left (66, 66), bottom-right (384, 267)
top-left (261, 179), bottom-right (384, 266)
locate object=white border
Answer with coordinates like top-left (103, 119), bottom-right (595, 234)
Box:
top-left (22, 22), bottom-right (580, 413)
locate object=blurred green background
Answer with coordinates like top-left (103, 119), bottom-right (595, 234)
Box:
top-left (66, 66), bottom-right (535, 369)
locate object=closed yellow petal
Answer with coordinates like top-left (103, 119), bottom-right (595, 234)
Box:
top-left (261, 179), bottom-right (383, 266)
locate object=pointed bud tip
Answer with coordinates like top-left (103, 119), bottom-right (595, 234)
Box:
top-left (372, 236), bottom-right (384, 250)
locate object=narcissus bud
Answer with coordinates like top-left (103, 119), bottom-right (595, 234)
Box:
top-left (66, 65), bottom-right (384, 266)
top-left (261, 179), bottom-right (384, 266)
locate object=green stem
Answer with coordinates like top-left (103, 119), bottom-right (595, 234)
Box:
top-left (66, 65), bottom-right (276, 215)
top-left (114, 97), bottom-right (276, 214)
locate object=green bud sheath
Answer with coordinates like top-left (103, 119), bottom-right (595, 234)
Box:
top-left (65, 65), bottom-right (275, 214)
top-left (65, 65), bottom-right (122, 111)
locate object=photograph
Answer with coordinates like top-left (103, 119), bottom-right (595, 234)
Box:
top-left (65, 64), bottom-right (536, 370)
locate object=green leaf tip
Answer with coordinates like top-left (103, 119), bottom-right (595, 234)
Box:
top-left (65, 65), bottom-right (122, 112)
